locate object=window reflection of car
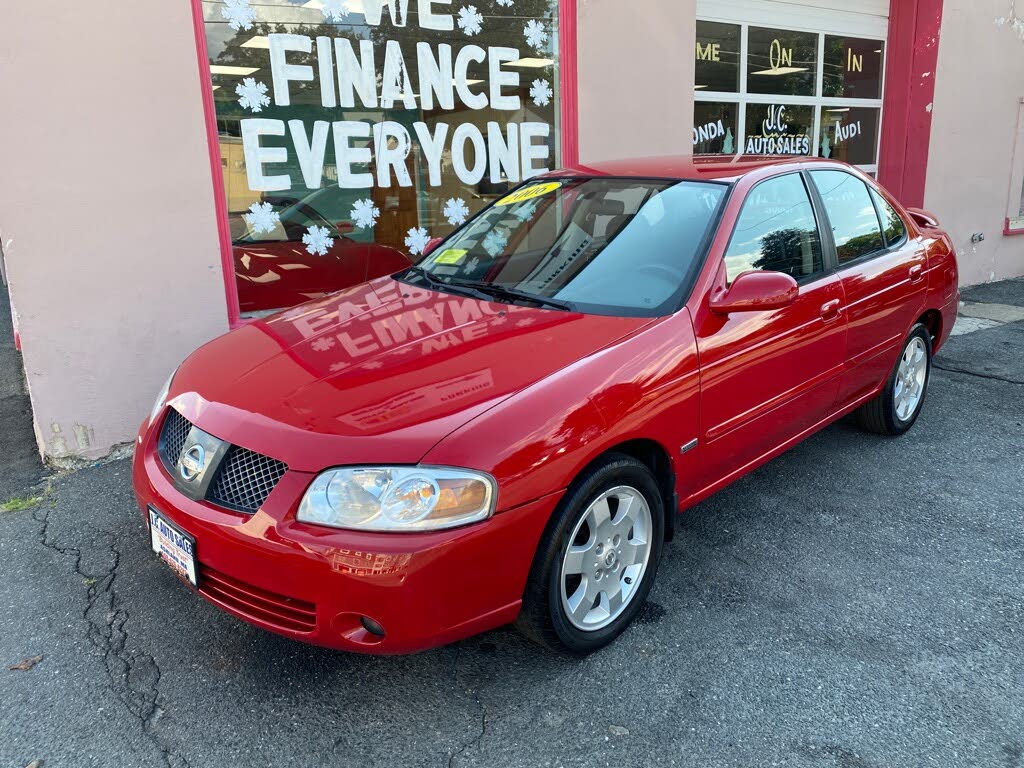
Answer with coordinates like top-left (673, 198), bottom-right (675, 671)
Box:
top-left (232, 194), bottom-right (409, 314)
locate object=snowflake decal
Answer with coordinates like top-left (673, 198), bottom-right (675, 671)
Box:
top-left (513, 200), bottom-right (539, 221)
top-left (524, 19), bottom-right (548, 50)
top-left (235, 78), bottom-right (271, 112)
top-left (457, 5), bottom-right (484, 36)
top-left (302, 225), bottom-right (335, 256)
top-left (483, 226), bottom-right (510, 257)
top-left (320, 0), bottom-right (351, 22)
top-left (443, 198), bottom-right (470, 226)
top-left (405, 227), bottom-right (431, 255)
top-left (221, 0), bottom-right (257, 31)
top-left (310, 336), bottom-right (336, 352)
top-left (496, 0), bottom-right (513, 6)
top-left (243, 202), bottom-right (279, 235)
top-left (529, 78), bottom-right (553, 107)
top-left (465, 256), bottom-right (480, 272)
top-left (350, 198), bottom-right (380, 229)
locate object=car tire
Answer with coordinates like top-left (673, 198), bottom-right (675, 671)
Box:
top-left (515, 454), bottom-right (665, 655)
top-left (854, 323), bottom-right (932, 436)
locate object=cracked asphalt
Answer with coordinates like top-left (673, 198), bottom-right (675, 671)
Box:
top-left (2, 299), bottom-right (1023, 767)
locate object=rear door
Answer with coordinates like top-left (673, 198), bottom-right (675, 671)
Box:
top-left (806, 170), bottom-right (927, 409)
top-left (694, 172), bottom-right (848, 488)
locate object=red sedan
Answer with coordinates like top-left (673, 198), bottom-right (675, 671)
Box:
top-left (133, 155), bottom-right (959, 654)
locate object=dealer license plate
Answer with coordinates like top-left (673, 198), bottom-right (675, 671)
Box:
top-left (148, 507), bottom-right (198, 587)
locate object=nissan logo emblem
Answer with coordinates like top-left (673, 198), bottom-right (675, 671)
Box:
top-left (179, 444), bottom-right (206, 482)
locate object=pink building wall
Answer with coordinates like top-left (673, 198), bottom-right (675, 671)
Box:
top-left (924, 0), bottom-right (1024, 285)
top-left (0, 0), bottom-right (229, 461)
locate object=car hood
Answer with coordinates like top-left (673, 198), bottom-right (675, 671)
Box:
top-left (169, 277), bottom-right (652, 472)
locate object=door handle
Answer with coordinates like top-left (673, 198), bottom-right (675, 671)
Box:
top-left (909, 264), bottom-right (924, 283)
top-left (820, 299), bottom-right (842, 320)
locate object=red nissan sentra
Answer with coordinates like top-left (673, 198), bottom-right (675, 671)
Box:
top-left (133, 155), bottom-right (960, 655)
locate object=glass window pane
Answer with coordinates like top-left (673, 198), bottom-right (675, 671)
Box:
top-left (823, 36), bottom-right (884, 99)
top-left (695, 21), bottom-right (741, 93)
top-left (744, 103), bottom-right (813, 156)
top-left (202, 0), bottom-right (560, 315)
top-left (724, 174), bottom-right (824, 282)
top-left (810, 171), bottom-right (884, 263)
top-left (870, 188), bottom-right (907, 246)
top-left (747, 27), bottom-right (818, 96)
top-left (818, 106), bottom-right (880, 165)
top-left (693, 102), bottom-right (738, 154)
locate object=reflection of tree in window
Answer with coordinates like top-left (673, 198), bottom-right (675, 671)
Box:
top-left (754, 227), bottom-right (820, 277)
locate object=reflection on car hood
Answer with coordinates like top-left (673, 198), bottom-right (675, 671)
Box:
top-left (169, 277), bottom-right (653, 470)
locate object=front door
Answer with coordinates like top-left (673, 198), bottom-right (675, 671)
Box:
top-left (693, 172), bottom-right (848, 489)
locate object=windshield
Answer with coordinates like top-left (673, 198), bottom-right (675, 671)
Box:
top-left (406, 177), bottom-right (727, 317)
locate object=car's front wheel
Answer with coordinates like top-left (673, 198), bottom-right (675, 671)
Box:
top-left (516, 454), bottom-right (665, 654)
top-left (855, 323), bottom-right (933, 436)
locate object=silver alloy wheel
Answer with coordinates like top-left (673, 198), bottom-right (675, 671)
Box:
top-left (894, 336), bottom-right (928, 421)
top-left (559, 485), bottom-right (653, 632)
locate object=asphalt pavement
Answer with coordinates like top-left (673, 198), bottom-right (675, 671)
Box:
top-left (1, 290), bottom-right (1022, 768)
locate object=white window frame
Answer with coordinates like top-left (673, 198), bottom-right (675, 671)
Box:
top-left (694, 16), bottom-right (887, 174)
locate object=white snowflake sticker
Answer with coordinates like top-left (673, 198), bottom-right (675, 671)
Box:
top-left (496, 0), bottom-right (513, 6)
top-left (530, 78), bottom-right (553, 107)
top-left (443, 198), bottom-right (470, 226)
top-left (483, 226), bottom-right (510, 257)
top-left (405, 227), bottom-right (431, 255)
top-left (302, 225), bottom-right (334, 256)
top-left (513, 200), bottom-right (540, 221)
top-left (235, 78), bottom-right (271, 112)
top-left (221, 0), bottom-right (257, 31)
top-left (243, 202), bottom-right (279, 235)
top-left (320, 0), bottom-right (351, 22)
top-left (524, 19), bottom-right (548, 50)
top-left (465, 256), bottom-right (480, 272)
top-left (457, 5), bottom-right (484, 36)
top-left (350, 198), bottom-right (380, 229)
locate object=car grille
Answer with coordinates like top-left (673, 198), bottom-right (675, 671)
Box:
top-left (158, 409), bottom-right (288, 515)
top-left (160, 408), bottom-right (192, 466)
top-left (208, 446), bottom-right (288, 514)
top-left (198, 564), bottom-right (317, 633)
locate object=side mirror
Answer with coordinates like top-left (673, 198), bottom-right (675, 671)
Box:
top-left (709, 270), bottom-right (798, 314)
top-left (423, 237), bottom-right (445, 256)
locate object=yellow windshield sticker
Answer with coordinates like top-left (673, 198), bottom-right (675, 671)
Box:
top-left (495, 181), bottom-right (562, 207)
top-left (433, 248), bottom-right (468, 265)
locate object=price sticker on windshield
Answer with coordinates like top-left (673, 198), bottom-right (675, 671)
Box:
top-left (433, 248), bottom-right (468, 265)
top-left (495, 182), bottom-right (562, 207)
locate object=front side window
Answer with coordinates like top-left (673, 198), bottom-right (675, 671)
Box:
top-left (410, 178), bottom-right (728, 316)
top-left (810, 171), bottom-right (884, 263)
top-left (724, 174), bottom-right (824, 282)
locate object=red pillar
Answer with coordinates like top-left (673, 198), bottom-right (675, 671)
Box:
top-left (878, 0), bottom-right (944, 208)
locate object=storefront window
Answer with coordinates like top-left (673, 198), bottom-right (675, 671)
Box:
top-left (695, 21), bottom-right (740, 93)
top-left (201, 0), bottom-right (561, 315)
top-left (746, 27), bottom-right (817, 97)
top-left (694, 21), bottom-right (884, 169)
top-left (693, 102), bottom-right (738, 154)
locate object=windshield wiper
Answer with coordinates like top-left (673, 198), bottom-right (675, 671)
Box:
top-left (443, 278), bottom-right (577, 312)
top-left (402, 266), bottom-right (497, 303)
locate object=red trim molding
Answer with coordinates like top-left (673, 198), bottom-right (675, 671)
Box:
top-left (559, 0), bottom-right (579, 168)
top-left (189, 0), bottom-right (242, 328)
top-left (878, 0), bottom-right (944, 209)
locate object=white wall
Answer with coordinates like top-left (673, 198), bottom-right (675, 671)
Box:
top-left (576, 0), bottom-right (697, 162)
top-left (0, 1), bottom-right (228, 461)
top-left (925, 0), bottom-right (1024, 285)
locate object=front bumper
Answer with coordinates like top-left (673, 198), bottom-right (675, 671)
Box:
top-left (132, 415), bottom-right (558, 654)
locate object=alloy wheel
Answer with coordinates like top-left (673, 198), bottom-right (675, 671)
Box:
top-left (894, 336), bottom-right (928, 421)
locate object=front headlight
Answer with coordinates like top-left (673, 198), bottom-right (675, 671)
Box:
top-left (297, 466), bottom-right (496, 532)
top-left (149, 368), bottom-right (178, 425)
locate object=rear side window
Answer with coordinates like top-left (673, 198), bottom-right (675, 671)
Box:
top-left (810, 170), bottom-right (884, 264)
top-left (870, 188), bottom-right (908, 246)
top-left (724, 173), bottom-right (824, 283)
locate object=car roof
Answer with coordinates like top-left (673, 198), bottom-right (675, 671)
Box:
top-left (547, 154), bottom-right (845, 183)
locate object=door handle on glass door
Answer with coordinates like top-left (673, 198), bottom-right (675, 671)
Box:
top-left (820, 299), bottom-right (842, 320)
